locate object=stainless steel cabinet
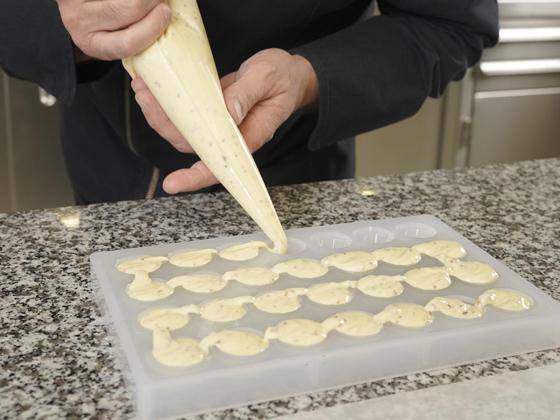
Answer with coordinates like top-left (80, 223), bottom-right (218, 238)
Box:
top-left (358, 1), bottom-right (560, 177)
top-left (0, 71), bottom-right (73, 212)
top-left (441, 1), bottom-right (560, 168)
top-left (470, 87), bottom-right (560, 165)
top-left (0, 77), bottom-right (12, 206)
top-left (356, 98), bottom-right (443, 177)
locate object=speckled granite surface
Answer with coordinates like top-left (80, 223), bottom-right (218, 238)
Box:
top-left (1, 158), bottom-right (559, 419)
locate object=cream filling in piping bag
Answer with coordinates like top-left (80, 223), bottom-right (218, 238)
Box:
top-left (122, 0), bottom-right (287, 253)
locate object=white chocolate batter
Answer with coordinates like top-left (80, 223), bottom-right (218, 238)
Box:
top-left (404, 267), bottom-right (452, 291)
top-left (146, 286), bottom-right (534, 368)
top-left (126, 272), bottom-right (175, 302)
top-left (139, 305), bottom-right (196, 331)
top-left (356, 275), bottom-right (405, 298)
top-left (218, 241), bottom-right (268, 261)
top-left (200, 330), bottom-right (269, 356)
top-left (476, 288), bottom-right (534, 311)
top-left (375, 303), bottom-right (434, 328)
top-left (222, 267), bottom-right (279, 286)
top-left (425, 297), bottom-right (483, 319)
top-left (117, 256), bottom-right (168, 274)
top-left (254, 288), bottom-right (307, 314)
top-left (321, 251), bottom-right (378, 273)
top-left (371, 247), bottom-right (421, 266)
top-left (122, 0), bottom-right (287, 253)
top-left (446, 260), bottom-right (499, 284)
top-left (412, 240), bottom-right (466, 262)
top-left (152, 329), bottom-right (206, 368)
top-left (324, 311), bottom-right (383, 337)
top-left (265, 319), bottom-right (328, 347)
top-left (272, 258), bottom-right (329, 279)
top-left (167, 274), bottom-right (227, 293)
top-left (168, 249), bottom-right (216, 268)
top-left (306, 281), bottom-right (356, 306)
top-left (198, 296), bottom-right (254, 322)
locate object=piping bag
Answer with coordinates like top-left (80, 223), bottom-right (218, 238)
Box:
top-left (123, 0), bottom-right (288, 253)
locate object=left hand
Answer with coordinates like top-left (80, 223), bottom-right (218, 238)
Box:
top-left (131, 48), bottom-right (318, 194)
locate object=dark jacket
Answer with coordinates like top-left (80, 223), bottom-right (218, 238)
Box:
top-left (0, 1), bottom-right (499, 204)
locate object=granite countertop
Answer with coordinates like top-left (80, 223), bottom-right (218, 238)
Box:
top-left (1, 158), bottom-right (559, 419)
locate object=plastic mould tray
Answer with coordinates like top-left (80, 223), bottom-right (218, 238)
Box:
top-left (90, 215), bottom-right (560, 419)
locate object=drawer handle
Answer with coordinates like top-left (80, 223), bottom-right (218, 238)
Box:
top-left (479, 59), bottom-right (560, 76)
top-left (38, 88), bottom-right (57, 107)
top-left (499, 27), bottom-right (560, 43)
top-left (498, 0), bottom-right (560, 4)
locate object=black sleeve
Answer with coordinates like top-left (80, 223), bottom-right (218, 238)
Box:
top-left (293, 0), bottom-right (499, 151)
top-left (0, 0), bottom-right (77, 104)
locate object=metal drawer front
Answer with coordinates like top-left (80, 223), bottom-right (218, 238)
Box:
top-left (469, 87), bottom-right (560, 166)
top-left (499, 0), bottom-right (560, 19)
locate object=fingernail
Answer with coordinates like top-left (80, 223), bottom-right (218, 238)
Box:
top-left (162, 5), bottom-right (172, 22)
top-left (162, 178), bottom-right (177, 195)
top-left (233, 100), bottom-right (244, 124)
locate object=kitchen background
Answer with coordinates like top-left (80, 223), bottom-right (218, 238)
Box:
top-left (1, 0), bottom-right (559, 213)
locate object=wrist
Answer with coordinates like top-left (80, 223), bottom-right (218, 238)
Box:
top-left (293, 54), bottom-right (319, 111)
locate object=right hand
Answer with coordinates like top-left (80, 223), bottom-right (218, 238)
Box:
top-left (56, 0), bottom-right (172, 61)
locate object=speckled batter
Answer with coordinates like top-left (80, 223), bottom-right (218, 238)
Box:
top-left (168, 249), bottom-right (216, 268)
top-left (139, 306), bottom-right (195, 331)
top-left (272, 259), bottom-right (329, 279)
top-left (371, 247), bottom-right (421, 266)
top-left (412, 240), bottom-right (466, 263)
top-left (446, 260), bottom-right (499, 284)
top-left (222, 267), bottom-right (279, 286)
top-left (306, 281), bottom-right (356, 306)
top-left (404, 267), bottom-right (452, 290)
top-left (218, 241), bottom-right (268, 261)
top-left (253, 288), bottom-right (307, 314)
top-left (167, 274), bottom-right (227, 293)
top-left (324, 311), bottom-right (383, 337)
top-left (265, 319), bottom-right (328, 347)
top-left (198, 296), bottom-right (254, 322)
top-left (201, 330), bottom-right (269, 356)
top-left (126, 272), bottom-right (175, 302)
top-left (375, 303), bottom-right (434, 328)
top-left (477, 288), bottom-right (534, 311)
top-left (321, 251), bottom-right (378, 273)
top-left (116, 256), bottom-right (168, 274)
top-left (425, 297), bottom-right (483, 319)
top-left (146, 287), bottom-right (534, 369)
top-left (356, 275), bottom-right (405, 298)
top-left (152, 329), bottom-right (206, 368)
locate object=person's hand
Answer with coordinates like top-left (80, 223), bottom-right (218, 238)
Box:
top-left (56, 0), bottom-right (172, 61)
top-left (131, 48), bottom-right (319, 194)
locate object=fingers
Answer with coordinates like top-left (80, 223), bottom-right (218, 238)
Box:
top-left (88, 2), bottom-right (172, 59)
top-left (87, 0), bottom-right (163, 31)
top-left (238, 101), bottom-right (286, 151)
top-left (222, 64), bottom-right (275, 125)
top-left (132, 78), bottom-right (193, 153)
top-left (163, 161), bottom-right (218, 194)
top-left (220, 72), bottom-right (237, 90)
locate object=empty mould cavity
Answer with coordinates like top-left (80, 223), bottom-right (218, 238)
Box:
top-left (352, 226), bottom-right (395, 245)
top-left (310, 232), bottom-right (352, 250)
top-left (394, 223), bottom-right (437, 239)
top-left (285, 238), bottom-right (307, 254)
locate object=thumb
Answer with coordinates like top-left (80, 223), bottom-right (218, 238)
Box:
top-left (222, 70), bottom-right (268, 125)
